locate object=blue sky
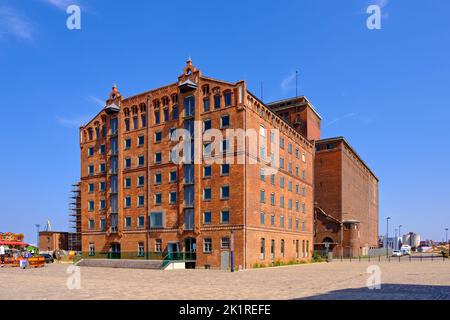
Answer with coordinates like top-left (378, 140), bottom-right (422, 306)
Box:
top-left (0, 0), bottom-right (449, 243)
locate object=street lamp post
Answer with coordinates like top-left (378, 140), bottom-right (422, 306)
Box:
top-left (35, 224), bottom-right (41, 250)
top-left (386, 217), bottom-right (391, 258)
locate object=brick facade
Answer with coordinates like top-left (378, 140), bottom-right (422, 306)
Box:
top-left (79, 61), bottom-right (315, 269)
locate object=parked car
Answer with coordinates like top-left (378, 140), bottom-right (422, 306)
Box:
top-left (392, 250), bottom-right (403, 257)
top-left (39, 253), bottom-right (54, 264)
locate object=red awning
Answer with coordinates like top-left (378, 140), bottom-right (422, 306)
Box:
top-left (0, 241), bottom-right (28, 246)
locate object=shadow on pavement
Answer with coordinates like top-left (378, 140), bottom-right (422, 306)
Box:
top-left (297, 284), bottom-right (450, 300)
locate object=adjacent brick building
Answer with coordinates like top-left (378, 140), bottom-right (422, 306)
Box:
top-left (314, 137), bottom-right (379, 257)
top-left (79, 61), bottom-right (315, 269)
top-left (39, 231), bottom-right (69, 252)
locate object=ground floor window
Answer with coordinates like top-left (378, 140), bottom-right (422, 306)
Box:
top-left (155, 239), bottom-right (162, 252)
top-left (221, 237), bottom-right (230, 249)
top-left (271, 240), bottom-right (275, 260)
top-left (281, 239), bottom-right (285, 258)
top-left (137, 242), bottom-right (144, 257)
top-left (89, 243), bottom-right (95, 256)
top-left (204, 238), bottom-right (212, 253)
top-left (260, 238), bottom-right (265, 260)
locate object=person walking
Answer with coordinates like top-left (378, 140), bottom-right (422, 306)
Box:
top-left (0, 245), bottom-right (5, 267)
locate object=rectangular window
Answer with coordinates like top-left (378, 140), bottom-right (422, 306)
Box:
top-left (88, 201), bottom-right (94, 212)
top-left (203, 211), bottom-right (212, 224)
top-left (170, 191), bottom-right (177, 204)
top-left (302, 187), bottom-right (306, 197)
top-left (154, 152), bottom-right (162, 164)
top-left (221, 185), bottom-right (230, 199)
top-left (302, 221), bottom-right (306, 232)
top-left (154, 239), bottom-right (162, 252)
top-left (288, 199), bottom-right (292, 210)
top-left (154, 111), bottom-right (160, 125)
top-left (260, 168), bottom-right (265, 181)
top-left (88, 183), bottom-right (94, 193)
top-left (184, 185), bottom-right (194, 207)
top-left (221, 115), bottom-right (230, 128)
top-left (260, 212), bottom-right (265, 225)
top-left (288, 217), bottom-right (292, 229)
top-left (89, 243), bottom-right (95, 256)
top-left (224, 92), bottom-right (232, 106)
top-left (203, 165), bottom-right (212, 178)
top-left (295, 219), bottom-right (299, 231)
top-left (288, 143), bottom-right (292, 154)
top-left (280, 216), bottom-right (285, 228)
top-left (280, 138), bottom-right (285, 149)
top-left (260, 190), bottom-right (266, 203)
top-left (125, 138), bottom-right (131, 149)
top-left (260, 238), bottom-right (265, 260)
top-left (281, 239), bottom-right (285, 258)
top-left (154, 172), bottom-right (162, 185)
top-left (271, 240), bottom-right (275, 260)
top-left (137, 242), bottom-right (145, 257)
top-left (270, 193), bottom-right (275, 206)
top-left (124, 178), bottom-right (131, 189)
top-left (110, 118), bottom-right (118, 135)
top-left (280, 176), bottom-right (285, 188)
top-left (99, 163), bottom-right (106, 173)
top-left (99, 144), bottom-right (105, 155)
top-left (164, 108), bottom-right (169, 122)
top-left (124, 158), bottom-right (131, 169)
top-left (203, 187), bottom-right (212, 201)
top-left (138, 155), bottom-right (145, 167)
top-left (221, 209), bottom-right (230, 224)
top-left (138, 176), bottom-right (145, 187)
top-left (221, 164), bottom-right (230, 176)
top-left (203, 98), bottom-right (210, 112)
top-left (221, 237), bottom-right (230, 249)
top-left (154, 193), bottom-right (162, 206)
top-left (169, 171), bottom-right (177, 183)
top-left (125, 119), bottom-right (130, 132)
top-left (172, 106), bottom-right (179, 120)
top-left (89, 219), bottom-right (94, 230)
top-left (204, 119), bottom-right (212, 131)
top-left (133, 116), bottom-right (138, 130)
top-left (138, 135), bottom-right (145, 146)
top-left (280, 196), bottom-right (285, 208)
top-left (184, 164), bottom-right (194, 184)
top-left (302, 170), bottom-right (306, 180)
top-left (100, 199), bottom-right (106, 210)
top-left (141, 114), bottom-right (147, 127)
top-left (184, 96), bottom-right (195, 117)
top-left (270, 215), bottom-right (275, 226)
top-left (270, 174), bottom-right (275, 185)
top-left (184, 209), bottom-right (194, 230)
top-left (302, 203), bottom-right (306, 213)
top-left (150, 212), bottom-right (163, 228)
top-left (280, 157), bottom-right (285, 169)
top-left (138, 195), bottom-right (145, 207)
top-left (214, 95), bottom-right (220, 109)
top-left (204, 238), bottom-right (212, 253)
top-left (100, 219), bottom-right (106, 232)
top-left (138, 216), bottom-right (145, 228)
top-left (125, 217), bottom-right (132, 229)
top-left (155, 131), bottom-right (162, 143)
top-left (88, 147), bottom-right (94, 157)
top-left (125, 197), bottom-right (131, 208)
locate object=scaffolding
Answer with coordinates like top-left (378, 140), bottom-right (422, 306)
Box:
top-left (68, 183), bottom-right (82, 251)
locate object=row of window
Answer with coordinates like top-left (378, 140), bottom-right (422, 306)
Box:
top-left (260, 170), bottom-right (308, 196)
top-left (260, 190), bottom-right (307, 212)
top-left (260, 212), bottom-right (306, 231)
top-left (260, 238), bottom-right (310, 260)
top-left (87, 236), bottom-right (230, 257)
top-left (87, 209), bottom-right (232, 230)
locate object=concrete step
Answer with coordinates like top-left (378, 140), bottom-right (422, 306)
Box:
top-left (76, 259), bottom-right (163, 270)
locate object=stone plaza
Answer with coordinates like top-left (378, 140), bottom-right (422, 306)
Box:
top-left (1, 259), bottom-right (449, 300)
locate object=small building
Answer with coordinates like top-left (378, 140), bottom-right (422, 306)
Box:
top-left (39, 231), bottom-right (69, 252)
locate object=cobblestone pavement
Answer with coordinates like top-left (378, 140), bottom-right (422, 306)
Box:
top-left (1, 260), bottom-right (449, 300)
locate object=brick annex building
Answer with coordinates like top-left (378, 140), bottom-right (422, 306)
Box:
top-left (78, 60), bottom-right (378, 269)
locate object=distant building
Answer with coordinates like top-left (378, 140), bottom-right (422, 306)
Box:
top-left (39, 231), bottom-right (69, 252)
top-left (402, 232), bottom-right (421, 250)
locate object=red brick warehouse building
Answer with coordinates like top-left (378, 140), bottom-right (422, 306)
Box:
top-left (79, 60), bottom-right (316, 269)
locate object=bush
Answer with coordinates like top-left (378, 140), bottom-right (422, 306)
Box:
top-left (312, 252), bottom-right (326, 263)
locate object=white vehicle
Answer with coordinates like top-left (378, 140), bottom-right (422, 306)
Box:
top-left (400, 245), bottom-right (412, 255)
top-left (392, 250), bottom-right (402, 257)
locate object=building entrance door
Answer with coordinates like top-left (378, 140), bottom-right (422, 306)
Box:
top-left (110, 243), bottom-right (121, 259)
top-left (184, 238), bottom-right (196, 260)
top-left (167, 242), bottom-right (179, 260)
top-left (221, 251), bottom-right (230, 270)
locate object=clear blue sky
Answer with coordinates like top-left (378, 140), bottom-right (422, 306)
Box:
top-left (1, 0), bottom-right (449, 243)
